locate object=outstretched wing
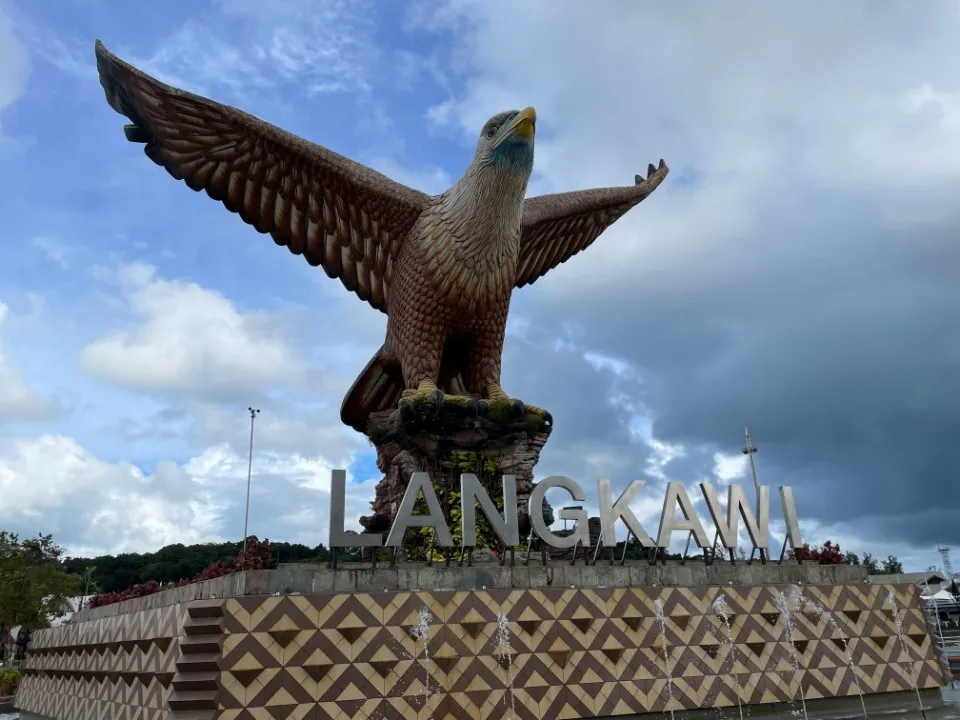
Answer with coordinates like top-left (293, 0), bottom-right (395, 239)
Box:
top-left (514, 160), bottom-right (669, 289)
top-left (95, 40), bottom-right (431, 313)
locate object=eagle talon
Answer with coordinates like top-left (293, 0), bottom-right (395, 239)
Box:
top-left (432, 388), bottom-right (444, 412)
top-left (398, 398), bottom-right (412, 422)
top-left (511, 399), bottom-right (525, 419)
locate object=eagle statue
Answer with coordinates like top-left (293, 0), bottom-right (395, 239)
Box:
top-left (94, 40), bottom-right (669, 433)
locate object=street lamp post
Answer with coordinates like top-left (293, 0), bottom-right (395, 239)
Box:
top-left (742, 425), bottom-right (765, 562)
top-left (242, 407), bottom-right (261, 556)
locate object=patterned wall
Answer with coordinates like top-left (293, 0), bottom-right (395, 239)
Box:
top-left (16, 583), bottom-right (946, 720)
top-left (16, 600), bottom-right (221, 719)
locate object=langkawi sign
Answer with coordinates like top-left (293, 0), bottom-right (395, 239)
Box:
top-left (328, 471), bottom-right (805, 556)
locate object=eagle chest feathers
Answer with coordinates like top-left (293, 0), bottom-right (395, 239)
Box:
top-left (413, 196), bottom-right (521, 318)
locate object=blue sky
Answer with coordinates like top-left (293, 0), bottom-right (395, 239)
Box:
top-left (1, 0), bottom-right (958, 572)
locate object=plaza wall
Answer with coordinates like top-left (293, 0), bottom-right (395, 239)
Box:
top-left (14, 564), bottom-right (948, 719)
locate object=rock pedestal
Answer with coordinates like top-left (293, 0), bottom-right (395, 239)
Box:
top-left (358, 405), bottom-right (555, 552)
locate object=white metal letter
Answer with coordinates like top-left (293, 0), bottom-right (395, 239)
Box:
top-left (657, 482), bottom-right (711, 548)
top-left (384, 472), bottom-right (454, 547)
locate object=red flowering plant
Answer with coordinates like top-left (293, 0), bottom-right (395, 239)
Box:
top-left (787, 540), bottom-right (846, 565)
top-left (88, 539), bottom-right (274, 608)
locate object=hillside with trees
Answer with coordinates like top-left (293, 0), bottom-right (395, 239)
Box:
top-left (63, 537), bottom-right (910, 595)
top-left (62, 537), bottom-right (332, 594)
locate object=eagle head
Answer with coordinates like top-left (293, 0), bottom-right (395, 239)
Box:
top-left (475, 107), bottom-right (536, 174)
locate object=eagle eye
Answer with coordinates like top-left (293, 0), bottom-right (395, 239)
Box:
top-left (485, 125), bottom-right (498, 138)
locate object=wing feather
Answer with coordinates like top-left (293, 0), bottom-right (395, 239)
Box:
top-left (95, 40), bottom-right (431, 313)
top-left (515, 160), bottom-right (669, 289)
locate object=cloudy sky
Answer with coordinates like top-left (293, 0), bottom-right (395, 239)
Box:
top-left (0, 0), bottom-right (956, 571)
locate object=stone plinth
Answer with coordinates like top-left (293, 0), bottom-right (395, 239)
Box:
top-left (14, 565), bottom-right (948, 720)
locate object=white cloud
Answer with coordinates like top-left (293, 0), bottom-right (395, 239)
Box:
top-left (122, 0), bottom-right (378, 101)
top-left (31, 236), bottom-right (70, 269)
top-left (0, 433), bottom-right (375, 556)
top-left (0, 434), bottom-right (211, 555)
top-left (713, 452), bottom-right (748, 483)
top-left (0, 4), bottom-right (29, 149)
top-left (0, 7), bottom-right (27, 110)
top-left (79, 263), bottom-right (310, 399)
top-left (0, 301), bottom-right (54, 422)
top-left (414, 0), bottom-right (960, 301)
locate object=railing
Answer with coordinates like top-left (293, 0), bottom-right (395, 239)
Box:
top-left (924, 603), bottom-right (960, 682)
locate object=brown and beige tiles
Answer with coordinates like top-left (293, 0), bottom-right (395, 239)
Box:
top-left (15, 582), bottom-right (948, 720)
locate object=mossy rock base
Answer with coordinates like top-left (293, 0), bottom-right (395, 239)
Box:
top-left (366, 402), bottom-right (551, 447)
top-left (357, 406), bottom-right (555, 547)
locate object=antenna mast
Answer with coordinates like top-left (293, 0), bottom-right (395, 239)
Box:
top-left (938, 545), bottom-right (954, 578)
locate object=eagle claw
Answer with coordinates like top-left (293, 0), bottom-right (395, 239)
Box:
top-left (467, 399), bottom-right (488, 418)
top-left (432, 388), bottom-right (444, 412)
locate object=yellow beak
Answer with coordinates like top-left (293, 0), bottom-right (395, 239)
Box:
top-left (510, 106), bottom-right (536, 140)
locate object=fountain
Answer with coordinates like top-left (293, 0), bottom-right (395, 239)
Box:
top-left (713, 595), bottom-right (745, 720)
top-left (819, 607), bottom-right (869, 720)
top-left (887, 588), bottom-right (928, 720)
top-left (494, 613), bottom-right (518, 720)
top-left (411, 607), bottom-right (434, 716)
top-left (654, 598), bottom-right (676, 720)
top-left (774, 585), bottom-right (810, 720)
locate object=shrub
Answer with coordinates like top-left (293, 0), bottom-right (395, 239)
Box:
top-left (0, 668), bottom-right (20, 696)
top-left (87, 539), bottom-right (273, 609)
top-left (787, 540), bottom-right (846, 565)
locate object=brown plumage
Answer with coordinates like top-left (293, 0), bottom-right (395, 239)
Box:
top-left (93, 40), bottom-right (669, 432)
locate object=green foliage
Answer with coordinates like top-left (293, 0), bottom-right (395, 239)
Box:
top-left (365, 421), bottom-right (382, 444)
top-left (400, 452), bottom-right (505, 562)
top-left (859, 552), bottom-right (881, 574)
top-left (880, 555), bottom-right (904, 574)
top-left (0, 668), bottom-right (20, 696)
top-left (485, 404), bottom-right (514, 423)
top-left (62, 538), bottom-right (332, 593)
top-left (840, 551), bottom-right (902, 575)
top-left (0, 532), bottom-right (80, 628)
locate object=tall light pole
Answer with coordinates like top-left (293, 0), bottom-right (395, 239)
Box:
top-left (242, 407), bottom-right (260, 555)
top-left (742, 426), bottom-right (764, 561)
top-left (742, 425), bottom-right (760, 508)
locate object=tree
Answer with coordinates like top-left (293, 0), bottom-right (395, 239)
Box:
top-left (63, 538), bottom-right (332, 593)
top-left (0, 532), bottom-right (80, 628)
top-left (77, 566), bottom-right (99, 612)
top-left (880, 555), bottom-right (904, 574)
top-left (860, 552), bottom-right (880, 574)
top-left (87, 537), bottom-right (277, 609)
top-left (844, 552), bottom-right (860, 566)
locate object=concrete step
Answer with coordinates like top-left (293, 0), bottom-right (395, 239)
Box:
top-left (187, 600), bottom-right (225, 619)
top-left (172, 671), bottom-right (219, 693)
top-left (178, 636), bottom-right (221, 655)
top-left (168, 689), bottom-right (217, 712)
top-left (183, 616), bottom-right (223, 636)
top-left (175, 652), bottom-right (220, 674)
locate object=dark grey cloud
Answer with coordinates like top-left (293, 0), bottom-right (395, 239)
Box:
top-left (420, 0), bottom-right (960, 552)
top-left (513, 195), bottom-right (960, 547)
top-left (501, 327), bottom-right (654, 488)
